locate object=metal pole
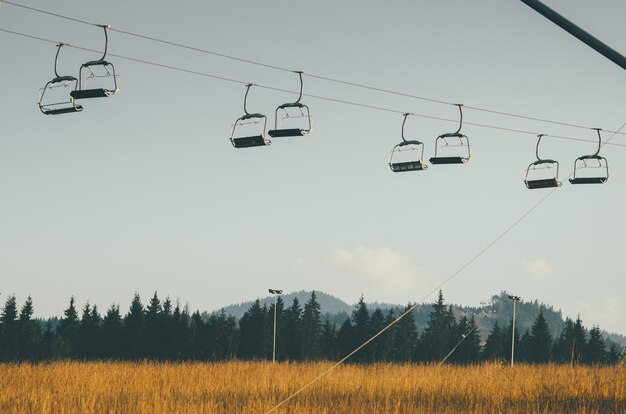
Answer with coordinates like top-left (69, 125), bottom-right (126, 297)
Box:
top-left (520, 0), bottom-right (626, 71)
top-left (511, 299), bottom-right (516, 367)
top-left (272, 294), bottom-right (277, 364)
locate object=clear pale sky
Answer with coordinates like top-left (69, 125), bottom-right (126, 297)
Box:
top-left (1, 1), bottom-right (625, 334)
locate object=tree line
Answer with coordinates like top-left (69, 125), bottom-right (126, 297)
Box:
top-left (0, 291), bottom-right (623, 364)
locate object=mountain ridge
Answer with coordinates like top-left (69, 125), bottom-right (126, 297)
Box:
top-left (214, 290), bottom-right (626, 346)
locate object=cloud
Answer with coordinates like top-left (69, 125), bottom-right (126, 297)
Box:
top-left (518, 259), bottom-right (552, 282)
top-left (327, 247), bottom-right (431, 298)
top-left (581, 295), bottom-right (622, 332)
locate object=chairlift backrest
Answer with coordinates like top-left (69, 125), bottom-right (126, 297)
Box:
top-left (38, 43), bottom-right (83, 115)
top-left (70, 25), bottom-right (119, 100)
top-left (430, 104), bottom-right (470, 165)
top-left (268, 71), bottom-right (312, 138)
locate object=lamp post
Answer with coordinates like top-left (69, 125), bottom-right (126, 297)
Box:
top-left (508, 294), bottom-right (521, 367)
top-left (268, 289), bottom-right (283, 363)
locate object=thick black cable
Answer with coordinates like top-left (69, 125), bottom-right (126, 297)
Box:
top-left (2, 0), bottom-right (624, 137)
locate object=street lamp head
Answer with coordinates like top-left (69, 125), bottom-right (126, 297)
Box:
top-left (269, 289), bottom-right (283, 295)
top-left (507, 295), bottom-right (521, 301)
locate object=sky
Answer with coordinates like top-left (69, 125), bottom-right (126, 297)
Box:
top-left (0, 1), bottom-right (625, 334)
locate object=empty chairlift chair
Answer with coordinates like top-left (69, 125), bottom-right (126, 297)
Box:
top-left (37, 43), bottom-right (83, 115)
top-left (569, 128), bottom-right (609, 185)
top-left (267, 71), bottom-right (312, 138)
top-left (430, 104), bottom-right (471, 165)
top-left (230, 83), bottom-right (271, 148)
top-left (389, 113), bottom-right (428, 172)
top-left (70, 25), bottom-right (119, 100)
top-left (524, 134), bottom-right (562, 189)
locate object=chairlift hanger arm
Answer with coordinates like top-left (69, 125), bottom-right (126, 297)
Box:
top-left (401, 113), bottom-right (410, 142)
top-left (53, 42), bottom-right (66, 78)
top-left (99, 24), bottom-right (110, 62)
top-left (291, 70), bottom-right (304, 105)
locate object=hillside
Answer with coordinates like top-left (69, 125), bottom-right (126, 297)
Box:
top-left (215, 290), bottom-right (626, 346)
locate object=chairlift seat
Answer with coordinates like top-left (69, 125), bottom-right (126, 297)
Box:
top-left (231, 135), bottom-right (270, 148)
top-left (42, 105), bottom-right (83, 116)
top-left (429, 156), bottom-right (467, 165)
top-left (390, 161), bottom-right (427, 172)
top-left (71, 88), bottom-right (113, 100)
top-left (268, 128), bottom-right (307, 138)
top-left (525, 178), bottom-right (560, 189)
top-left (569, 154), bottom-right (608, 185)
top-left (569, 177), bottom-right (608, 185)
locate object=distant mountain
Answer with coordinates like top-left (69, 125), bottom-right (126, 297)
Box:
top-left (217, 290), bottom-right (354, 320)
top-left (214, 290), bottom-right (626, 346)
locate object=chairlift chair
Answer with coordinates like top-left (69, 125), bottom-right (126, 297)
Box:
top-left (268, 71), bottom-right (312, 138)
top-left (230, 83), bottom-right (271, 148)
top-left (37, 43), bottom-right (83, 115)
top-left (430, 104), bottom-right (470, 165)
top-left (389, 113), bottom-right (428, 172)
top-left (70, 25), bottom-right (118, 100)
top-left (524, 134), bottom-right (562, 189)
top-left (569, 129), bottom-right (609, 185)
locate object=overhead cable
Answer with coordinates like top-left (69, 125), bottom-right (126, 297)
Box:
top-left (1, 27), bottom-right (625, 149)
top-left (2, 0), bottom-right (624, 137)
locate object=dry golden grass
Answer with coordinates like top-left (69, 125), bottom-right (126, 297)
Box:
top-left (0, 361), bottom-right (624, 413)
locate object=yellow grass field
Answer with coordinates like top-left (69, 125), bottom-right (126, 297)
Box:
top-left (0, 361), bottom-right (624, 413)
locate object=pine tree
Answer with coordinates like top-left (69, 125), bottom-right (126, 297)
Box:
top-left (481, 321), bottom-right (505, 361)
top-left (571, 315), bottom-right (587, 365)
top-left (606, 341), bottom-right (623, 365)
top-left (301, 292), bottom-right (322, 360)
top-left (419, 291), bottom-right (456, 362)
top-left (282, 297), bottom-right (302, 360)
top-left (0, 295), bottom-right (19, 361)
top-left (189, 311), bottom-right (205, 360)
top-left (528, 308), bottom-right (552, 363)
top-left (552, 317), bottom-right (575, 363)
top-left (238, 299), bottom-right (268, 360)
top-left (101, 304), bottom-right (123, 359)
top-left (78, 302), bottom-right (101, 359)
top-left (320, 319), bottom-right (337, 360)
top-left (336, 318), bottom-right (354, 361)
top-left (368, 308), bottom-right (386, 362)
top-left (451, 315), bottom-right (480, 363)
top-left (518, 329), bottom-right (532, 362)
top-left (380, 310), bottom-right (397, 362)
top-left (124, 293), bottom-right (145, 360)
top-left (351, 296), bottom-right (370, 363)
top-left (59, 296), bottom-right (80, 358)
top-left (18, 295), bottom-right (40, 361)
top-left (585, 326), bottom-right (607, 365)
top-left (395, 305), bottom-right (417, 362)
top-left (212, 310), bottom-right (238, 360)
top-left (145, 292), bottom-right (162, 359)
